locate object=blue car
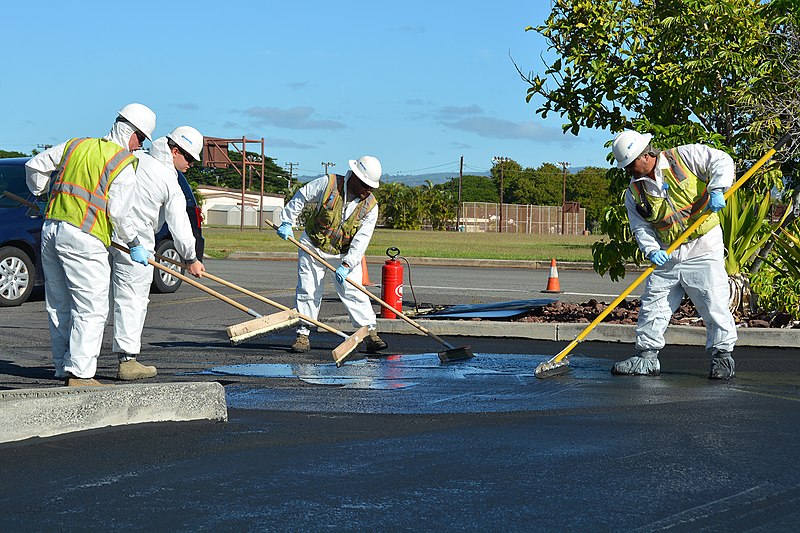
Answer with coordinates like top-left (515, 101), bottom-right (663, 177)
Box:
top-left (0, 158), bottom-right (44, 306)
top-left (0, 157), bottom-right (204, 305)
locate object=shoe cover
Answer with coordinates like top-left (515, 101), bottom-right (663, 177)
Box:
top-left (611, 351), bottom-right (660, 376)
top-left (709, 353), bottom-right (735, 379)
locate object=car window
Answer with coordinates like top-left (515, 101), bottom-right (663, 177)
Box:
top-left (0, 162), bottom-right (31, 208)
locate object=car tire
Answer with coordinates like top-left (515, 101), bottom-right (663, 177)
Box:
top-left (151, 239), bottom-right (184, 293)
top-left (0, 246), bottom-right (36, 307)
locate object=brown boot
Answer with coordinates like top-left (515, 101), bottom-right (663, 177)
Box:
top-left (291, 334), bottom-right (311, 353)
top-left (64, 374), bottom-right (107, 387)
top-left (363, 330), bottom-right (388, 353)
top-left (117, 359), bottom-right (157, 380)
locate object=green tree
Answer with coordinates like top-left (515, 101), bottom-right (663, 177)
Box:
top-left (522, 0), bottom-right (799, 285)
top-left (567, 166), bottom-right (614, 231)
top-left (439, 175), bottom-right (499, 203)
top-left (0, 149), bottom-right (28, 159)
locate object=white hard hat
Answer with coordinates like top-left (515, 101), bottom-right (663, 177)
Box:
top-left (612, 130), bottom-right (652, 168)
top-left (348, 155), bottom-right (382, 189)
top-left (167, 126), bottom-right (203, 161)
top-left (118, 103), bottom-right (156, 140)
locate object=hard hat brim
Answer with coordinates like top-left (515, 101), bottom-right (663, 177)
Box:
top-left (349, 159), bottom-right (380, 189)
top-left (616, 133), bottom-right (652, 168)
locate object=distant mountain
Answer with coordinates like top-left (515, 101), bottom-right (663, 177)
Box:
top-left (298, 171), bottom-right (489, 186)
top-left (297, 167), bottom-right (587, 187)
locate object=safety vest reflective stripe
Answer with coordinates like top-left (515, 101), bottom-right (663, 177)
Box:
top-left (51, 138), bottom-right (89, 188)
top-left (51, 182), bottom-right (108, 210)
top-left (664, 148), bottom-right (690, 183)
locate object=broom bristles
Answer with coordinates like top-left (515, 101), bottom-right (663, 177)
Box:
top-left (227, 310), bottom-right (300, 345)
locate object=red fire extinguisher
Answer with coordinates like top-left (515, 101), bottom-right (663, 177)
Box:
top-left (381, 247), bottom-right (403, 319)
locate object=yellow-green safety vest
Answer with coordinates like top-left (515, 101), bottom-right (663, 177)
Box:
top-left (306, 174), bottom-right (377, 254)
top-left (45, 138), bottom-right (137, 246)
top-left (629, 148), bottom-right (719, 244)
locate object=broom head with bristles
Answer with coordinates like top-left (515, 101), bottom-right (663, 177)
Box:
top-left (228, 309), bottom-right (301, 345)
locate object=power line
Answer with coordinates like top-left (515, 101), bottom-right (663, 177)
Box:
top-left (391, 160), bottom-right (461, 174)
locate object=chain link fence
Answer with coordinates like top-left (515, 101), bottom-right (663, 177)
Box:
top-left (457, 202), bottom-right (586, 234)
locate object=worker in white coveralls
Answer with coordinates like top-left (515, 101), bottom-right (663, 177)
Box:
top-left (610, 130), bottom-right (737, 379)
top-left (277, 156), bottom-right (388, 354)
top-left (109, 126), bottom-right (206, 380)
top-left (25, 103), bottom-right (157, 386)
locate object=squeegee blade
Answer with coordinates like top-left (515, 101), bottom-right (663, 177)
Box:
top-left (438, 346), bottom-right (474, 363)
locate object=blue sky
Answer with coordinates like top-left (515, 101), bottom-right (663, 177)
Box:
top-left (1, 1), bottom-right (612, 178)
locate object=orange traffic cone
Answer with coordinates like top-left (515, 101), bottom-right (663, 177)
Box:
top-left (361, 256), bottom-right (375, 286)
top-left (542, 258), bottom-right (562, 293)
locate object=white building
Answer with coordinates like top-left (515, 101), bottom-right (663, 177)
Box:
top-left (197, 186), bottom-right (285, 227)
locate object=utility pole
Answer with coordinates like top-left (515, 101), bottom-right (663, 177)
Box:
top-left (559, 161), bottom-right (570, 235)
top-left (321, 161), bottom-right (335, 175)
top-left (457, 155), bottom-right (463, 232)
top-left (285, 162), bottom-right (298, 189)
top-left (493, 156), bottom-right (509, 233)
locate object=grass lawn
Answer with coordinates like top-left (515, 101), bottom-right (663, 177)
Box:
top-left (202, 226), bottom-right (603, 262)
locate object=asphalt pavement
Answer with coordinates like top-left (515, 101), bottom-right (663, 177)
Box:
top-left (1, 257), bottom-right (799, 531)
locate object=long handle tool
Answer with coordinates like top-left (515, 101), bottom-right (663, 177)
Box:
top-left (146, 249), bottom-right (369, 366)
top-left (535, 133), bottom-right (792, 378)
top-left (266, 220), bottom-right (473, 362)
top-left (110, 242), bottom-right (290, 339)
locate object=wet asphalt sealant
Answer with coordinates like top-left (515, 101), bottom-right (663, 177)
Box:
top-left (205, 352), bottom-right (741, 415)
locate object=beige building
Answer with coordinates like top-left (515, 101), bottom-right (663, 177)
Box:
top-left (197, 186), bottom-right (285, 227)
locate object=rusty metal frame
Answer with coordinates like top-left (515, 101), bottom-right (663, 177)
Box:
top-left (202, 137), bottom-right (266, 230)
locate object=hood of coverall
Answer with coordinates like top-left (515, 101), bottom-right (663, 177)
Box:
top-left (148, 137), bottom-right (179, 174)
top-left (104, 120), bottom-right (139, 152)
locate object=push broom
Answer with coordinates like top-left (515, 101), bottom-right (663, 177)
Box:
top-left (110, 242), bottom-right (297, 337)
top-left (138, 247), bottom-right (369, 366)
top-left (535, 133), bottom-right (791, 378)
top-left (5, 194), bottom-right (294, 341)
top-left (266, 220), bottom-right (474, 362)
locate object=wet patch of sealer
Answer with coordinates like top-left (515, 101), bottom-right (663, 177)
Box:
top-left (216, 353), bottom-right (741, 414)
top-left (206, 352), bottom-right (607, 390)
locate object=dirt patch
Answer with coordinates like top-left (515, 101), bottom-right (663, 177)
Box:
top-left (512, 299), bottom-right (799, 329)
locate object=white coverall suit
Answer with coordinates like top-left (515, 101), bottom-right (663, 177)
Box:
top-left (25, 122), bottom-right (140, 379)
top-left (109, 137), bottom-right (198, 357)
top-left (625, 144), bottom-right (738, 358)
top-left (280, 175), bottom-right (378, 336)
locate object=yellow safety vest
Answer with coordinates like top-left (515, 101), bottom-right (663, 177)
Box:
top-left (306, 174), bottom-right (377, 254)
top-left (45, 138), bottom-right (137, 246)
top-left (629, 148), bottom-right (719, 244)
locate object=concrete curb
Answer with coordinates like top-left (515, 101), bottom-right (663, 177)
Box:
top-left (0, 382), bottom-right (228, 444)
top-left (324, 317), bottom-right (799, 348)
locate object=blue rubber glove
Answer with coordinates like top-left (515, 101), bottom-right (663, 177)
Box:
top-left (708, 191), bottom-right (726, 212)
top-left (648, 250), bottom-right (670, 266)
top-left (335, 264), bottom-right (352, 284)
top-left (277, 222), bottom-right (293, 240)
top-left (129, 245), bottom-right (152, 266)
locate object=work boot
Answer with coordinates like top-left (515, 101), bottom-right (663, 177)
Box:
top-left (117, 359), bottom-right (157, 381)
top-left (611, 350), bottom-right (660, 376)
top-left (64, 374), bottom-right (107, 387)
top-left (363, 330), bottom-right (388, 353)
top-left (291, 334), bottom-right (311, 353)
top-left (709, 352), bottom-right (735, 380)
